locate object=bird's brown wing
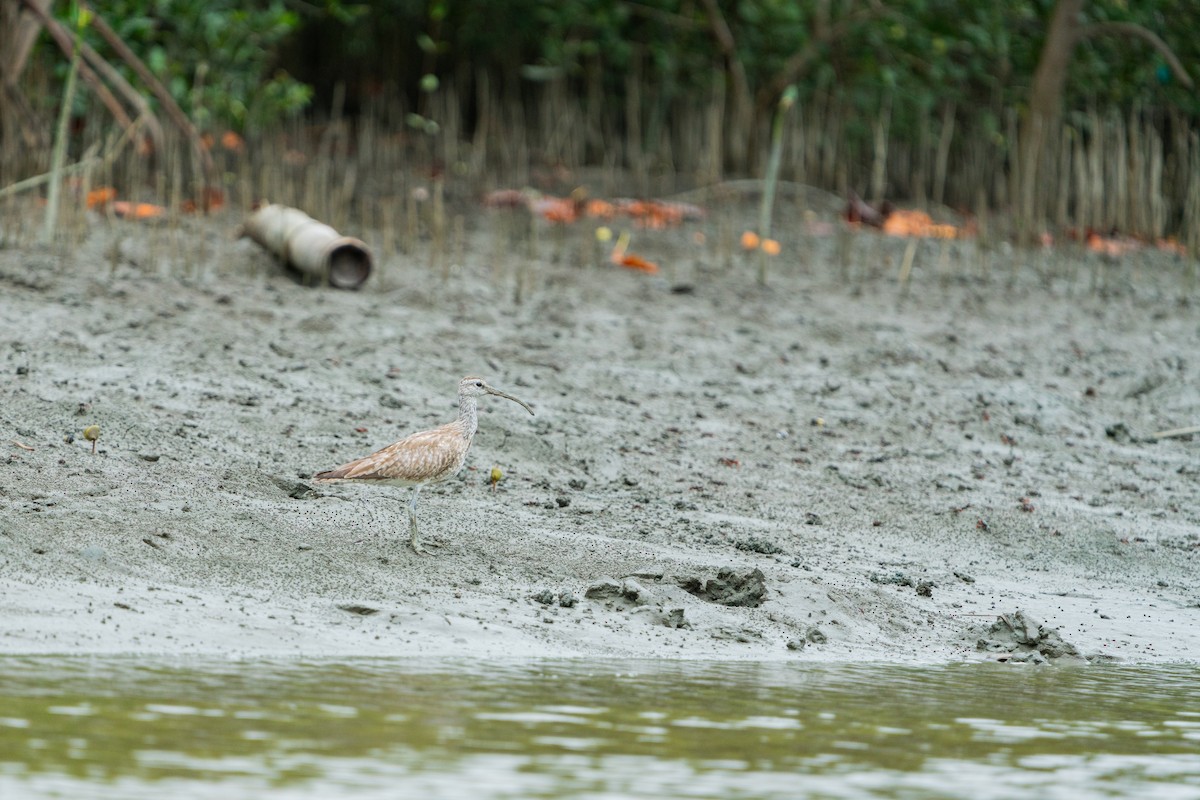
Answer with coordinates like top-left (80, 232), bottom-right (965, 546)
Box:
top-left (313, 426), bottom-right (466, 485)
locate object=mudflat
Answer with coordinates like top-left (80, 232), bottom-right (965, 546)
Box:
top-left (2, 212), bottom-right (1197, 663)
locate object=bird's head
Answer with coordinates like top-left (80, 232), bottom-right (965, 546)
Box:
top-left (460, 376), bottom-right (534, 415)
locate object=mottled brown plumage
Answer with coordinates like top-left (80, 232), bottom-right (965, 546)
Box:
top-left (314, 376), bottom-right (533, 554)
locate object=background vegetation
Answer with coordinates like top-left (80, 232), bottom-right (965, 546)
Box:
top-left (3, 0), bottom-right (1199, 247)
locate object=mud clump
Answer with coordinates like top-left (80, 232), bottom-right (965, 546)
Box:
top-left (870, 571), bottom-right (935, 597)
top-left (735, 537), bottom-right (783, 555)
top-left (585, 577), bottom-right (657, 607)
top-left (662, 608), bottom-right (687, 629)
top-left (584, 578), bottom-right (686, 629)
top-left (677, 568), bottom-right (767, 608)
top-left (789, 626), bottom-right (828, 650)
top-left (976, 610), bottom-right (1080, 663)
top-left (533, 588), bottom-right (578, 608)
top-left (530, 589), bottom-right (556, 605)
top-left (337, 604), bottom-right (380, 616)
top-left (712, 625), bottom-right (763, 643)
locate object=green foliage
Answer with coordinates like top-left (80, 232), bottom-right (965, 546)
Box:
top-left (82, 0), bottom-right (321, 128)
top-left (47, 0), bottom-right (1198, 137)
top-left (1067, 0), bottom-right (1199, 112)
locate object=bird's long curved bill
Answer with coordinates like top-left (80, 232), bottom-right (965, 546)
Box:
top-left (488, 386), bottom-right (534, 415)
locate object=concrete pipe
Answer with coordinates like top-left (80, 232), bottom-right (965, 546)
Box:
top-left (241, 204), bottom-right (372, 289)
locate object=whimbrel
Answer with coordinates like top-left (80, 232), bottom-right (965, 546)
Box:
top-left (313, 376), bottom-right (534, 554)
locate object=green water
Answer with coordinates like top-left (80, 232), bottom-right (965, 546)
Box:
top-left (0, 658), bottom-right (1198, 799)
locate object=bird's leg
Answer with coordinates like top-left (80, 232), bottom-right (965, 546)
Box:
top-left (407, 487), bottom-right (427, 555)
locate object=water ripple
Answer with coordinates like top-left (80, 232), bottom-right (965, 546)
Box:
top-left (0, 658), bottom-right (1197, 799)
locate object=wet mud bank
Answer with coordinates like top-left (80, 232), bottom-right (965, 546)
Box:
top-left (1, 215), bottom-right (1198, 663)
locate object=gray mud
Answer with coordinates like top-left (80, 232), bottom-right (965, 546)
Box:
top-left (1, 211), bottom-right (1198, 662)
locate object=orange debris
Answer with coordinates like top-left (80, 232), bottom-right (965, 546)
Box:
top-left (529, 196), bottom-right (578, 223)
top-left (111, 201), bottom-right (165, 220)
top-left (609, 231), bottom-right (659, 274)
top-left (845, 192), bottom-right (967, 239)
top-left (882, 209), bottom-right (958, 239)
top-left (1085, 232), bottom-right (1139, 257)
top-left (761, 238), bottom-right (781, 256)
top-left (740, 231), bottom-right (760, 250)
top-left (1156, 237), bottom-right (1189, 257)
top-left (202, 187), bottom-right (225, 212)
top-left (85, 187), bottom-right (117, 209)
top-left (621, 200), bottom-right (670, 228)
top-left (483, 189), bottom-right (703, 228)
top-left (614, 199), bottom-right (704, 228)
top-left (614, 253), bottom-right (659, 274)
top-left (585, 199), bottom-right (616, 219)
top-left (220, 130), bottom-right (245, 153)
top-left (180, 188), bottom-right (225, 214)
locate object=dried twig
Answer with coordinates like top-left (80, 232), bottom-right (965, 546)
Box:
top-left (0, 116), bottom-right (143, 201)
top-left (42, 3), bottom-right (84, 243)
top-left (1153, 425), bottom-right (1200, 440)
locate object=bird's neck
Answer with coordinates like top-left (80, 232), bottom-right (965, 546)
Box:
top-left (458, 393), bottom-right (479, 438)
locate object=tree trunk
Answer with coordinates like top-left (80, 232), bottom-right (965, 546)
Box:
top-left (1, 0), bottom-right (53, 172)
top-left (4, 0), bottom-right (52, 85)
top-left (1017, 0), bottom-right (1190, 241)
top-left (699, 0), bottom-right (753, 172)
top-left (1018, 0), bottom-right (1085, 242)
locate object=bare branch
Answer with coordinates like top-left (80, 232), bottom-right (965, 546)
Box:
top-left (16, 0), bottom-right (137, 133)
top-left (1080, 20), bottom-right (1194, 89)
top-left (82, 3), bottom-right (217, 200)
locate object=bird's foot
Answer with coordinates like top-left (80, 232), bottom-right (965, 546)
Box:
top-left (410, 535), bottom-right (444, 556)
